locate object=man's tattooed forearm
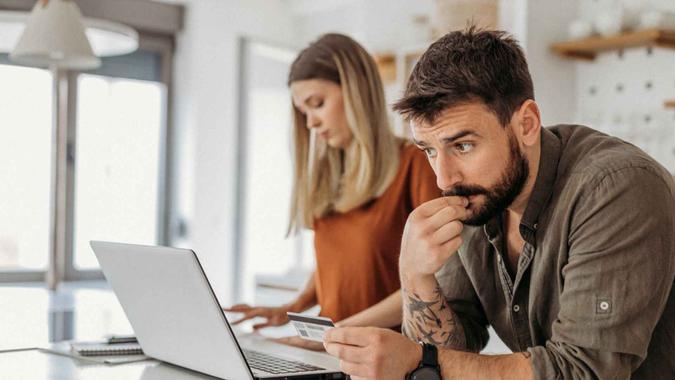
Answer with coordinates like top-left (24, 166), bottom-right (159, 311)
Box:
top-left (406, 291), bottom-right (442, 327)
top-left (442, 328), bottom-right (464, 347)
top-left (402, 285), bottom-right (465, 348)
top-left (415, 321), bottom-right (441, 345)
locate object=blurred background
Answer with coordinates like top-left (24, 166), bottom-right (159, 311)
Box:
top-left (0, 0), bottom-right (674, 353)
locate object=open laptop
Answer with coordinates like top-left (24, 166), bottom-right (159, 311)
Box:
top-left (90, 241), bottom-right (343, 380)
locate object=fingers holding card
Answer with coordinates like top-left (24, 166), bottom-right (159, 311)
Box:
top-left (286, 312), bottom-right (335, 343)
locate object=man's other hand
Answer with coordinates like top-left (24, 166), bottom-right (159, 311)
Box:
top-left (324, 327), bottom-right (421, 380)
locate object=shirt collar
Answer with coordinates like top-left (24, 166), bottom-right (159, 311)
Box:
top-left (519, 127), bottom-right (561, 244)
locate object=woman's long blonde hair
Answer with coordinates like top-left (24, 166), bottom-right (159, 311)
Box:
top-left (288, 33), bottom-right (400, 233)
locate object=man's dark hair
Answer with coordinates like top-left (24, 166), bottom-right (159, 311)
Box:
top-left (393, 27), bottom-right (534, 127)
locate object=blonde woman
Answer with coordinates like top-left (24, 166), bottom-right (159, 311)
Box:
top-left (227, 34), bottom-right (438, 345)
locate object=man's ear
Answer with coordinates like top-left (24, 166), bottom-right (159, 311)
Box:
top-left (514, 100), bottom-right (541, 148)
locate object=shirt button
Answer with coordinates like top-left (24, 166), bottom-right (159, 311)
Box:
top-left (599, 301), bottom-right (610, 311)
top-left (533, 223), bottom-right (538, 229)
top-left (513, 304), bottom-right (520, 313)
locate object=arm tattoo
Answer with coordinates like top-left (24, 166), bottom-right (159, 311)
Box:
top-left (402, 284), bottom-right (466, 349)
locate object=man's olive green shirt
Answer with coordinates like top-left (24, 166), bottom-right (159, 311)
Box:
top-left (436, 125), bottom-right (675, 379)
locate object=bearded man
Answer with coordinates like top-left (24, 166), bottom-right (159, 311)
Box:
top-left (322, 27), bottom-right (675, 380)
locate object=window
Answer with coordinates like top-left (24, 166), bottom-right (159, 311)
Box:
top-left (73, 75), bottom-right (165, 270)
top-left (0, 64), bottom-right (52, 274)
top-left (0, 42), bottom-right (172, 284)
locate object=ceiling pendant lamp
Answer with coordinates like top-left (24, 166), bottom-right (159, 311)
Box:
top-left (10, 0), bottom-right (101, 69)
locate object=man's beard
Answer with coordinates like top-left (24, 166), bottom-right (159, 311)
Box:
top-left (443, 133), bottom-right (530, 226)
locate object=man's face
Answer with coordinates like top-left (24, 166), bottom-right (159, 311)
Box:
top-left (411, 102), bottom-right (529, 226)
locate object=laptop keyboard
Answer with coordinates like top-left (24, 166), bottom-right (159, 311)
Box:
top-left (242, 349), bottom-right (325, 374)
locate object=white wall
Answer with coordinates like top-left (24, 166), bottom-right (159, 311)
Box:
top-left (292, 0), bottom-right (365, 48)
top-left (573, 0), bottom-right (675, 171)
top-left (171, 0), bottom-right (295, 304)
top-left (519, 0), bottom-right (577, 126)
top-left (293, 0), bottom-right (434, 52)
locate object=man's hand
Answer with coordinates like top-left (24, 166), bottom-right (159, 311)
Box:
top-left (400, 196), bottom-right (469, 280)
top-left (399, 198), bottom-right (470, 348)
top-left (324, 327), bottom-right (421, 380)
top-left (273, 336), bottom-right (325, 351)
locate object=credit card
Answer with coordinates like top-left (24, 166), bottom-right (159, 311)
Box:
top-left (286, 312), bottom-right (335, 342)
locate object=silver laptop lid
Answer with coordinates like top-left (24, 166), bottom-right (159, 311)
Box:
top-left (91, 241), bottom-right (254, 380)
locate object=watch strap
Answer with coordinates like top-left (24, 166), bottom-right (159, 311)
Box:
top-left (421, 343), bottom-right (438, 367)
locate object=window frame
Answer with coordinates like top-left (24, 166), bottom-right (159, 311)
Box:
top-left (65, 35), bottom-right (174, 281)
top-left (0, 35), bottom-right (175, 283)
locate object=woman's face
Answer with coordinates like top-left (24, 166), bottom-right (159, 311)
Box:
top-left (290, 79), bottom-right (352, 149)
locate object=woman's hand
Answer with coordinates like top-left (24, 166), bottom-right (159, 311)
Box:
top-left (223, 304), bottom-right (291, 329)
top-left (224, 272), bottom-right (317, 330)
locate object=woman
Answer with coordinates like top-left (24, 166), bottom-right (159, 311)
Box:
top-left (227, 33), bottom-right (438, 340)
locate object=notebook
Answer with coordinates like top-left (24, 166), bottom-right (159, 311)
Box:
top-left (70, 341), bottom-right (144, 356)
top-left (39, 341), bottom-right (150, 365)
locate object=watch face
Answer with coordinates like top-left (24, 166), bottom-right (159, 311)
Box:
top-left (409, 366), bottom-right (441, 380)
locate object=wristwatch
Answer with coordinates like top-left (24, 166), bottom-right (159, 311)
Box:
top-left (406, 342), bottom-right (441, 380)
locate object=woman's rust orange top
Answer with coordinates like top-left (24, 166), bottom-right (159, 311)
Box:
top-left (313, 143), bottom-right (440, 322)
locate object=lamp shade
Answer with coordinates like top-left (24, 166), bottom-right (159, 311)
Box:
top-left (10, 0), bottom-right (100, 69)
top-left (0, 10), bottom-right (139, 57)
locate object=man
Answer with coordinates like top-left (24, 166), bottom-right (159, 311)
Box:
top-left (323, 28), bottom-right (674, 379)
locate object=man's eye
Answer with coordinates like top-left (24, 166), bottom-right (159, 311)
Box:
top-left (455, 142), bottom-right (474, 153)
top-left (423, 148), bottom-right (437, 158)
top-left (311, 100), bottom-right (324, 108)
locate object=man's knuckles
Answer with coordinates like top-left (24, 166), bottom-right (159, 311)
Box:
top-left (333, 345), bottom-right (348, 359)
top-left (368, 330), bottom-right (385, 345)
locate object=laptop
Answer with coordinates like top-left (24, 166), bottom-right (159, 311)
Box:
top-left (90, 241), bottom-right (343, 380)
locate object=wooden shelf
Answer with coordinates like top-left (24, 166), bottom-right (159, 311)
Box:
top-left (374, 53), bottom-right (396, 85)
top-left (665, 100), bottom-right (675, 109)
top-left (551, 29), bottom-right (675, 60)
